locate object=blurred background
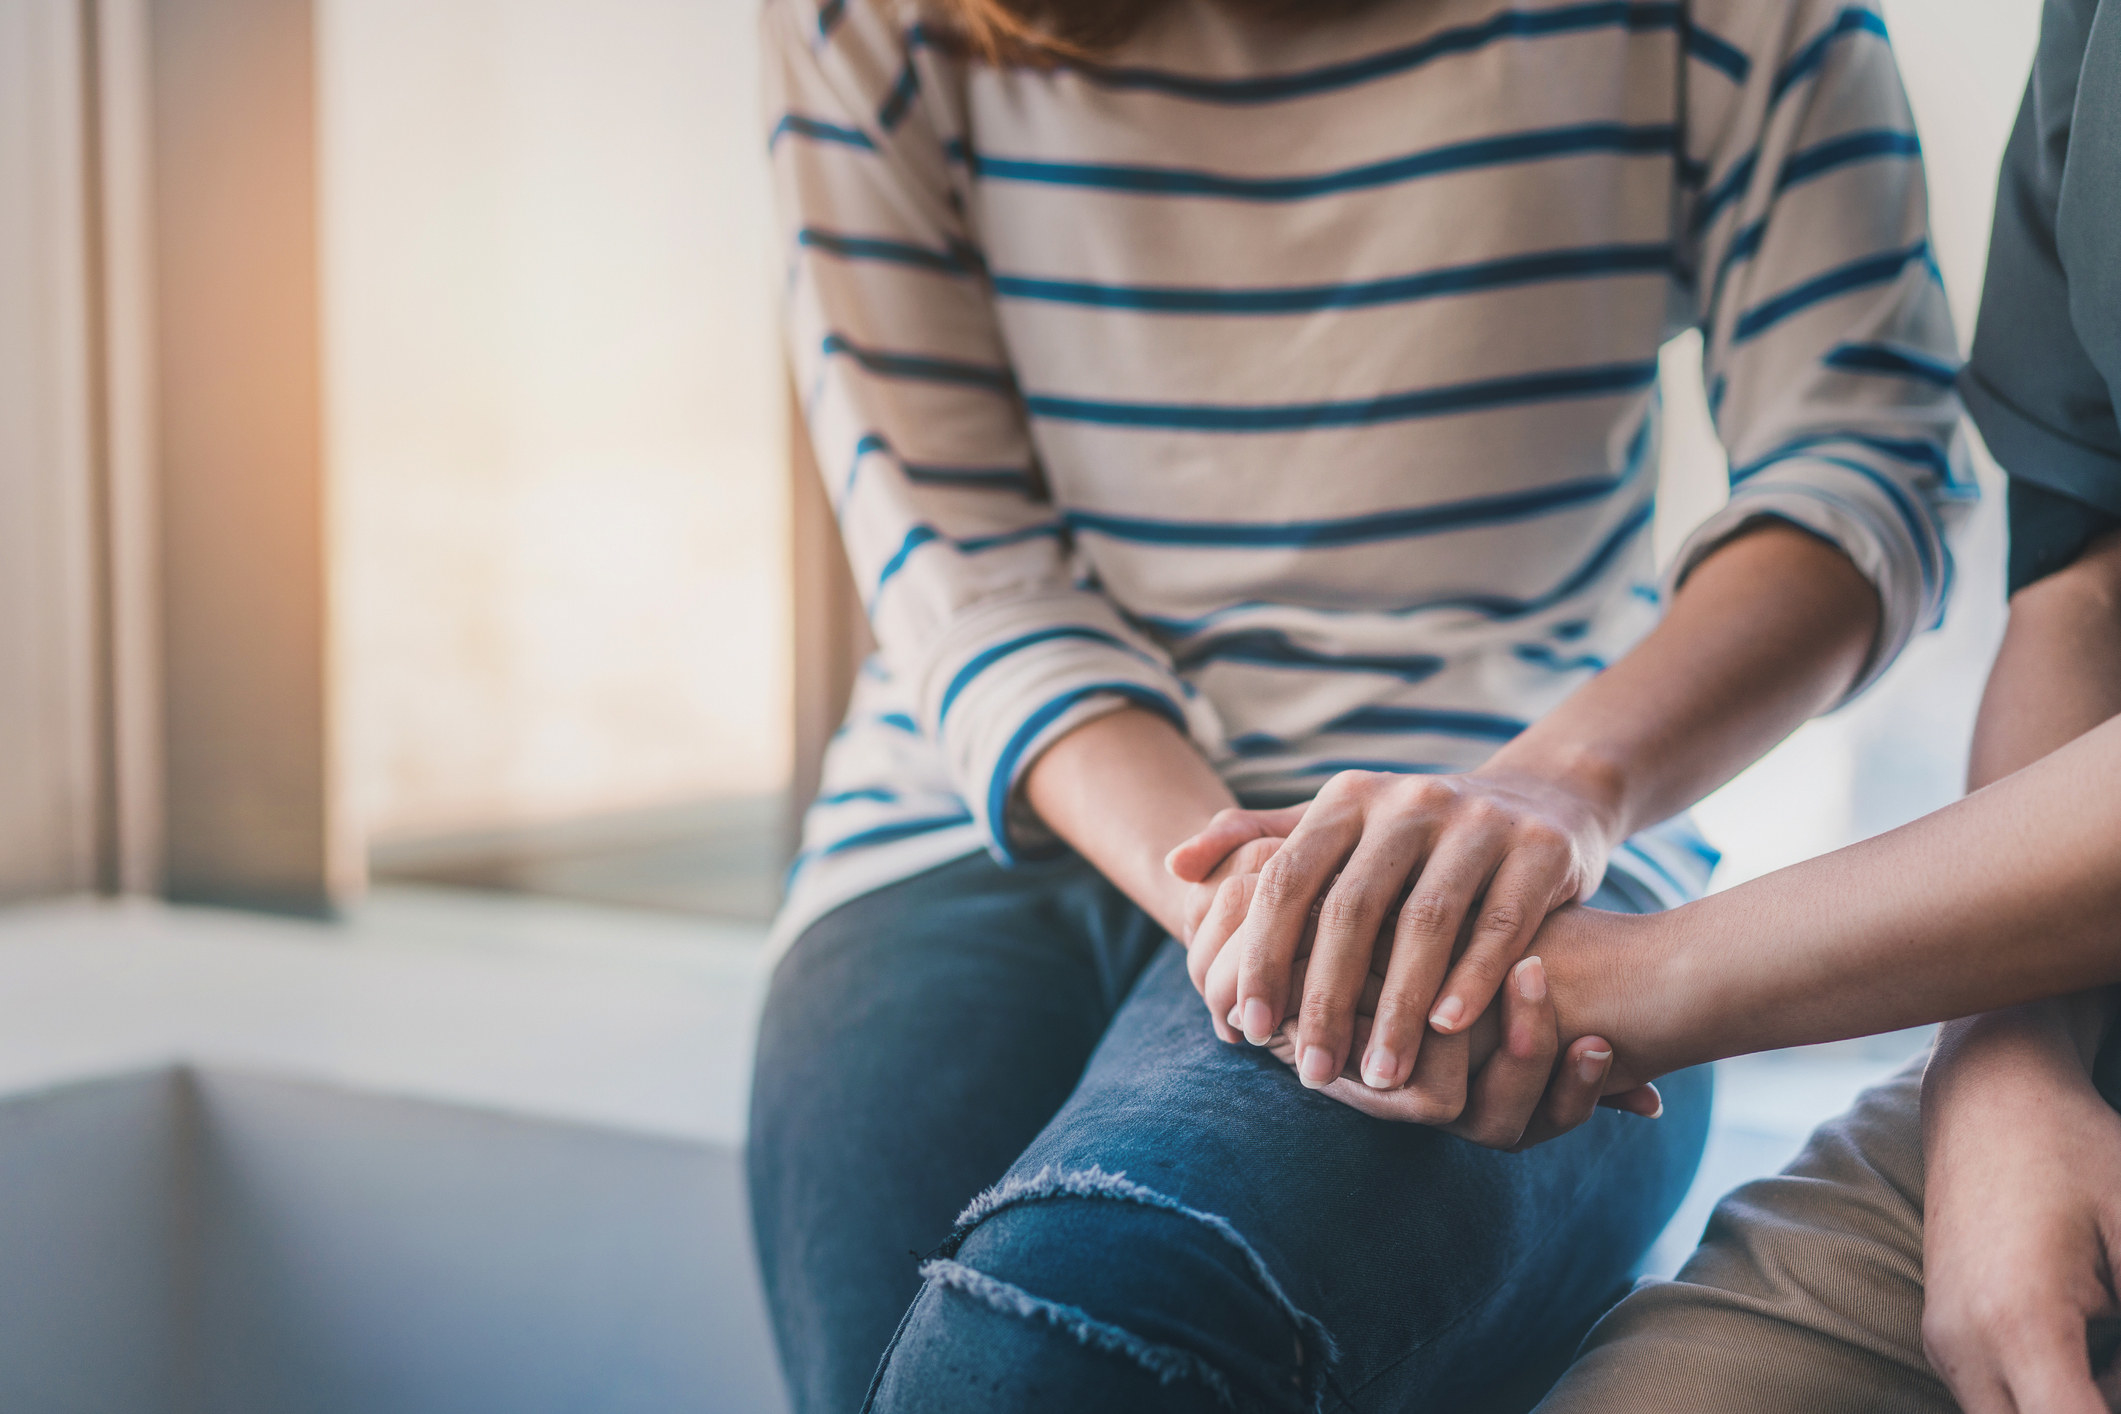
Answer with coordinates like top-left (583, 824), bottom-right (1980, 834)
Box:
top-left (0, 0), bottom-right (2048, 1409)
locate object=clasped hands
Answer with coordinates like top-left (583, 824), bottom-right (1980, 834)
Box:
top-left (1166, 766), bottom-right (1662, 1151)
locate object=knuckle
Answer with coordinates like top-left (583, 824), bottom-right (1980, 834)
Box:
top-left (1475, 901), bottom-right (1530, 940)
top-left (1252, 857), bottom-right (1307, 912)
top-left (1415, 776), bottom-right (1461, 808)
top-left (1300, 991), bottom-right (1350, 1032)
top-left (1398, 892), bottom-right (1455, 937)
top-left (1518, 819), bottom-right (1569, 853)
top-left (1317, 771), bottom-right (1371, 805)
top-left (1459, 796), bottom-right (1505, 830)
top-left (1316, 887), bottom-right (1378, 936)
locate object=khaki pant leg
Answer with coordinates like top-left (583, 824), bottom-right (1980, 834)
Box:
top-left (1537, 1059), bottom-right (1957, 1414)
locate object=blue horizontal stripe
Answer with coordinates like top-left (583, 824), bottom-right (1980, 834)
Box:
top-left (1137, 493), bottom-right (1655, 638)
top-left (1733, 242), bottom-right (1929, 343)
top-left (1823, 341), bottom-right (1960, 389)
top-left (770, 114), bottom-right (874, 152)
top-left (939, 626), bottom-right (1146, 723)
top-left (1029, 359), bottom-right (1659, 433)
top-left (1514, 643), bottom-right (1608, 672)
top-left (873, 525), bottom-right (939, 592)
top-left (957, 523), bottom-right (1067, 553)
top-left (823, 333), bottom-right (1015, 391)
top-left (1746, 454), bottom-right (1940, 594)
top-left (815, 787), bottom-right (899, 807)
top-left (819, 812), bottom-right (974, 857)
top-left (1733, 432), bottom-right (1957, 488)
top-left (871, 521), bottom-right (1066, 599)
top-left (967, 123), bottom-right (1679, 202)
top-left (840, 432), bottom-right (892, 501)
top-left (1685, 24), bottom-right (1752, 81)
top-left (1704, 130), bottom-right (1920, 322)
top-left (1690, 150), bottom-right (1757, 235)
top-left (1173, 628), bottom-right (1445, 681)
top-left (1065, 3), bottom-right (1728, 105)
top-left (1324, 706), bottom-right (1529, 740)
top-left (878, 57), bottom-right (921, 130)
top-left (840, 431), bottom-right (1035, 500)
top-left (878, 712), bottom-right (919, 734)
top-left (902, 462), bottom-right (1037, 493)
top-left (1779, 128), bottom-right (1920, 188)
top-left (799, 228), bottom-right (979, 275)
top-left (1071, 473), bottom-right (1627, 550)
top-left (1773, 6), bottom-right (1890, 104)
top-left (990, 243), bottom-right (1674, 314)
top-left (989, 685), bottom-right (1186, 863)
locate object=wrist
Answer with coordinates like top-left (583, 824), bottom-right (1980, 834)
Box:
top-left (1535, 903), bottom-right (1689, 1088)
top-left (1474, 736), bottom-right (1632, 847)
top-left (1923, 1003), bottom-right (2106, 1161)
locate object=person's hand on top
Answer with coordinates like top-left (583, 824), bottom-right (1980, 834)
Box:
top-left (1168, 765), bottom-right (1616, 1095)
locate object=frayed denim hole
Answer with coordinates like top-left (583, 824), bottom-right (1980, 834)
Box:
top-left (918, 1258), bottom-right (1239, 1409)
top-left (939, 1165), bottom-right (1339, 1414)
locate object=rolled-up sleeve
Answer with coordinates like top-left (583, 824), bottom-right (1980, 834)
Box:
top-left (1960, 0), bottom-right (2121, 594)
top-left (766, 0), bottom-right (1218, 860)
top-left (1676, 0), bottom-right (1974, 699)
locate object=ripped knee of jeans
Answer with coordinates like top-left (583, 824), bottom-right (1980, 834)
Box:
top-left (880, 1165), bottom-right (1339, 1413)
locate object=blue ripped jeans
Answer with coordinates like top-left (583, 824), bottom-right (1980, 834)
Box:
top-left (746, 853), bottom-right (1710, 1414)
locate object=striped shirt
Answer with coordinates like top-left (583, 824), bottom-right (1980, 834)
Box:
top-left (766, 0), bottom-right (1972, 947)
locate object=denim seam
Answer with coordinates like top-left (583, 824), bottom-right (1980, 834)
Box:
top-left (940, 1164), bottom-right (1339, 1413)
top-left (918, 1257), bottom-right (1240, 1409)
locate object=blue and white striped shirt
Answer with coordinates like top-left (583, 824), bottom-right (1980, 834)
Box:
top-left (766, 0), bottom-right (1971, 946)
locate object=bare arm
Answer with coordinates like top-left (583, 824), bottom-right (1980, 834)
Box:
top-left (1916, 531), bottom-right (2121, 1414)
top-left (1175, 520), bottom-right (1879, 1102)
top-left (1021, 706), bottom-right (1240, 941)
top-left (1538, 533), bottom-right (2121, 1082)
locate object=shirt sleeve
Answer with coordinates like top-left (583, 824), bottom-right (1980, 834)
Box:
top-left (1675, 0), bottom-right (1975, 700)
top-left (764, 0), bottom-right (1217, 861)
top-left (1961, 0), bottom-right (2121, 594)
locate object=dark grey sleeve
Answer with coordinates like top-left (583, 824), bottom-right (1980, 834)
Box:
top-left (1959, 0), bottom-right (2121, 593)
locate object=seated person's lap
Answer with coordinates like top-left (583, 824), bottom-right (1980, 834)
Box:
top-left (749, 854), bottom-right (1711, 1414)
top-left (1534, 1062), bottom-right (1951, 1414)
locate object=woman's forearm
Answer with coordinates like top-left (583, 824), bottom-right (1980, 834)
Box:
top-left (1020, 706), bottom-right (1238, 939)
top-left (1482, 520), bottom-right (1879, 849)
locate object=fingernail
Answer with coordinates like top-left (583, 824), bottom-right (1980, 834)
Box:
top-left (1645, 1092), bottom-right (1664, 1120)
top-left (1577, 1048), bottom-right (1611, 1084)
top-left (1429, 996), bottom-right (1465, 1031)
top-left (1241, 998), bottom-right (1276, 1045)
top-left (1362, 1047), bottom-right (1398, 1090)
top-left (1515, 957), bottom-right (1547, 1003)
top-left (1227, 1006), bottom-right (1243, 1030)
top-left (1299, 1045), bottom-right (1337, 1088)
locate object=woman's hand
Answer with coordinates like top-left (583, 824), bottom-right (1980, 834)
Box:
top-left (1169, 803), bottom-right (1307, 1041)
top-left (1255, 952), bottom-right (1659, 1148)
top-left (1171, 765), bottom-right (1619, 1094)
top-left (1922, 1003), bottom-right (2121, 1413)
